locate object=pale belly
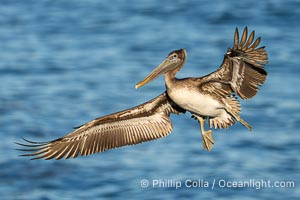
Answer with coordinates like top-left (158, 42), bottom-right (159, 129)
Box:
top-left (168, 88), bottom-right (224, 117)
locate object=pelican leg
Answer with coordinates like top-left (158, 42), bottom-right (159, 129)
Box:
top-left (195, 116), bottom-right (214, 151)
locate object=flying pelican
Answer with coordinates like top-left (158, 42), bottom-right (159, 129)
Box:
top-left (16, 27), bottom-right (268, 160)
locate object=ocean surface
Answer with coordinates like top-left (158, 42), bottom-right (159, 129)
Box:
top-left (1, 0), bottom-right (299, 199)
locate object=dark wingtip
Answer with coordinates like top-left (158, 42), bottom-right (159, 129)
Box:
top-left (15, 137), bottom-right (50, 160)
top-left (15, 142), bottom-right (42, 147)
top-left (30, 157), bottom-right (42, 160)
top-left (233, 27), bottom-right (239, 49)
top-left (20, 137), bottom-right (48, 144)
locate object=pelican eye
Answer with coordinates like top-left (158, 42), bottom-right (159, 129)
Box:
top-left (169, 54), bottom-right (178, 61)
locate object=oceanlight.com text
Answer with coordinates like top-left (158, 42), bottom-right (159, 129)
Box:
top-left (140, 179), bottom-right (295, 190)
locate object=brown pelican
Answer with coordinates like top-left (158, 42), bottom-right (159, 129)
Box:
top-left (16, 27), bottom-right (268, 160)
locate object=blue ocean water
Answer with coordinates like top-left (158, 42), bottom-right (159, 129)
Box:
top-left (1, 0), bottom-right (299, 199)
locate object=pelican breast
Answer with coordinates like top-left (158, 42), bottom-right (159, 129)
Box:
top-left (167, 84), bottom-right (223, 117)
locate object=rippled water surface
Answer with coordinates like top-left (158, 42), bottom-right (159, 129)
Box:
top-left (1, 0), bottom-right (300, 199)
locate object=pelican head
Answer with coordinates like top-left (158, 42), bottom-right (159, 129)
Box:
top-left (135, 48), bottom-right (187, 89)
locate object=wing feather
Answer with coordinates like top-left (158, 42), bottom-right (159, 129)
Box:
top-left (242, 30), bottom-right (255, 50)
top-left (16, 92), bottom-right (183, 160)
top-left (201, 27), bottom-right (268, 99)
top-left (239, 26), bottom-right (248, 48)
top-left (234, 27), bottom-right (239, 49)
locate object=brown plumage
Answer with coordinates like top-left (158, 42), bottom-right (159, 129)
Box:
top-left (17, 27), bottom-right (268, 159)
top-left (16, 93), bottom-right (182, 160)
top-left (201, 27), bottom-right (268, 99)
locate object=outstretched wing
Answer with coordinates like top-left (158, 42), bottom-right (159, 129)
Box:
top-left (202, 27), bottom-right (268, 99)
top-left (16, 92), bottom-right (183, 160)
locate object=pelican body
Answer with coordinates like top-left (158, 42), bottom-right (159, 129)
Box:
top-left (17, 27), bottom-right (268, 160)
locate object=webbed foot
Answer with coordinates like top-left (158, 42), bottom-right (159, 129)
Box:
top-left (201, 129), bottom-right (214, 151)
top-left (194, 115), bottom-right (215, 151)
